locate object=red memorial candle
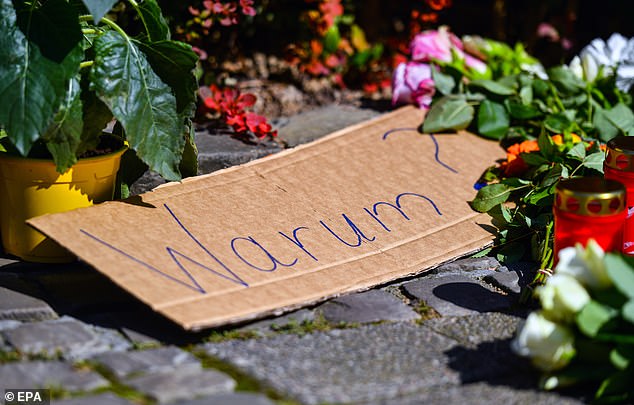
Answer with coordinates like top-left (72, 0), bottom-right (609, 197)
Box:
top-left (604, 136), bottom-right (634, 255)
top-left (553, 177), bottom-right (626, 263)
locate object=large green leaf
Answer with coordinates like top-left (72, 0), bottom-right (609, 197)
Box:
top-left (470, 183), bottom-right (513, 213)
top-left (605, 103), bottom-right (634, 134)
top-left (135, 0), bottom-right (170, 41)
top-left (469, 79), bottom-right (514, 96)
top-left (91, 31), bottom-right (183, 180)
top-left (15, 0), bottom-right (82, 63)
top-left (78, 78), bottom-right (113, 154)
top-left (137, 40), bottom-right (198, 116)
top-left (593, 106), bottom-right (620, 142)
top-left (576, 300), bottom-right (619, 337)
top-left (81, 0), bottom-right (117, 23)
top-left (422, 97), bottom-right (474, 133)
top-left (0, 0), bottom-right (82, 155)
top-left (548, 66), bottom-right (585, 94)
top-left (43, 77), bottom-right (83, 173)
top-left (477, 99), bottom-right (509, 139)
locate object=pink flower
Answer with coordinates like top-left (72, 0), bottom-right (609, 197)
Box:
top-left (410, 26), bottom-right (487, 74)
top-left (391, 62), bottom-right (436, 110)
top-left (410, 26), bottom-right (460, 63)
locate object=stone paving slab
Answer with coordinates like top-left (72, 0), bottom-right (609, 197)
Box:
top-left (52, 393), bottom-right (134, 405)
top-left (203, 323), bottom-right (466, 404)
top-left (319, 289), bottom-right (420, 324)
top-left (178, 392), bottom-right (275, 405)
top-left (196, 131), bottom-right (282, 174)
top-left (0, 361), bottom-right (109, 392)
top-left (277, 105), bottom-right (381, 147)
top-left (90, 346), bottom-right (201, 379)
top-left (429, 257), bottom-right (505, 278)
top-left (2, 317), bottom-right (130, 360)
top-left (402, 274), bottom-right (513, 317)
top-left (372, 382), bottom-right (586, 405)
top-left (0, 286), bottom-right (57, 321)
top-left (127, 368), bottom-right (236, 404)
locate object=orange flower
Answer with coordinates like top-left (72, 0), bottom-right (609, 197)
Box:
top-left (499, 140), bottom-right (539, 177)
top-left (551, 133), bottom-right (581, 145)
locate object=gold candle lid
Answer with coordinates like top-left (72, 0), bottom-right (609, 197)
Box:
top-left (605, 136), bottom-right (634, 172)
top-left (555, 177), bottom-right (625, 216)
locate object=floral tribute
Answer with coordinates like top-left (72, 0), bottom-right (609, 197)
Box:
top-left (199, 85), bottom-right (277, 142)
top-left (392, 28), bottom-right (634, 402)
top-left (393, 30), bottom-right (634, 270)
top-left (513, 240), bottom-right (634, 402)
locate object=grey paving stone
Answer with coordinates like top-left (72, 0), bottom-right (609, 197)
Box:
top-left (196, 130), bottom-right (282, 174)
top-left (0, 361), bottom-right (109, 391)
top-left (402, 274), bottom-right (513, 317)
top-left (203, 322), bottom-right (518, 405)
top-left (484, 271), bottom-right (521, 294)
top-left (431, 257), bottom-right (505, 278)
top-left (52, 393), bottom-right (133, 405)
top-left (372, 382), bottom-right (586, 405)
top-left (90, 346), bottom-right (201, 379)
top-left (129, 170), bottom-right (167, 195)
top-left (178, 392), bottom-right (275, 405)
top-left (425, 313), bottom-right (521, 348)
top-left (319, 290), bottom-right (419, 324)
top-left (0, 286), bottom-right (58, 321)
top-left (128, 368), bottom-right (235, 404)
top-left (2, 317), bottom-right (130, 360)
top-left (278, 105), bottom-right (381, 147)
top-left (238, 308), bottom-right (315, 333)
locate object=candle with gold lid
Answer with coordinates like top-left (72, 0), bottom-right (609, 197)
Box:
top-left (604, 136), bottom-right (634, 254)
top-left (554, 177), bottom-right (626, 262)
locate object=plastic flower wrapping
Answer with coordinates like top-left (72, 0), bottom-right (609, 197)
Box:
top-left (512, 240), bottom-right (634, 402)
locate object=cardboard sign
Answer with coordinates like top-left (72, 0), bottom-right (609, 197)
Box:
top-left (30, 106), bottom-right (505, 330)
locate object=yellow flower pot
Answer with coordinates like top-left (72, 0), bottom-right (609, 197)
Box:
top-left (0, 145), bottom-right (126, 263)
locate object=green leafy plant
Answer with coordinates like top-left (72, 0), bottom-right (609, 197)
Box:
top-left (0, 0), bottom-right (199, 189)
top-left (513, 241), bottom-right (634, 403)
top-left (415, 32), bottom-right (634, 271)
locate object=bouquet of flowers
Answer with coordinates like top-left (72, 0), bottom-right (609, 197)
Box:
top-left (392, 28), bottom-right (634, 271)
top-left (512, 240), bottom-right (634, 403)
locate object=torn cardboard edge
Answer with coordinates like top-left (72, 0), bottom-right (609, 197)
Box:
top-left (30, 106), bottom-right (505, 330)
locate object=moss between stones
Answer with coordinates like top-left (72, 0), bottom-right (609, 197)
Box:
top-left (412, 300), bottom-right (441, 323)
top-left (192, 350), bottom-right (301, 405)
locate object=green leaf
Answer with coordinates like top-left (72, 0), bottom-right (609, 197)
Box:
top-left (135, 0), bottom-right (170, 41)
top-left (91, 31), bottom-right (183, 180)
top-left (15, 0), bottom-right (82, 63)
top-left (431, 68), bottom-right (456, 95)
top-left (81, 0), bottom-right (117, 23)
top-left (43, 77), bottom-right (83, 173)
top-left (610, 346), bottom-right (634, 370)
top-left (576, 300), bottom-right (619, 337)
top-left (470, 183), bottom-right (513, 212)
top-left (422, 97), bottom-right (474, 133)
top-left (544, 113), bottom-right (572, 133)
top-left (179, 125), bottom-right (198, 178)
top-left (0, 0), bottom-right (83, 155)
top-left (582, 152), bottom-right (605, 173)
top-left (78, 84), bottom-right (113, 154)
top-left (519, 85), bottom-right (533, 104)
top-left (506, 100), bottom-right (542, 119)
top-left (477, 100), bottom-right (509, 140)
top-left (520, 152), bottom-right (549, 166)
top-left (537, 131), bottom-right (555, 159)
top-left (593, 107), bottom-right (620, 142)
top-left (624, 300), bottom-right (634, 324)
top-left (595, 370), bottom-right (633, 402)
top-left (605, 255), bottom-right (634, 299)
top-left (469, 79), bottom-right (514, 96)
top-left (323, 25), bottom-right (341, 54)
top-left (605, 103), bottom-right (634, 134)
top-left (548, 65), bottom-right (585, 94)
top-left (137, 40), bottom-right (198, 116)
top-left (567, 142), bottom-right (586, 160)
top-left (488, 204), bottom-right (513, 225)
top-left (496, 242), bottom-right (526, 263)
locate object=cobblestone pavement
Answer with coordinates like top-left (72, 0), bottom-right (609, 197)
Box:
top-left (0, 106), bottom-right (589, 404)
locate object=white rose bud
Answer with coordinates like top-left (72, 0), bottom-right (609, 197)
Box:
top-left (512, 311), bottom-right (576, 372)
top-left (556, 240), bottom-right (612, 290)
top-left (536, 274), bottom-right (590, 323)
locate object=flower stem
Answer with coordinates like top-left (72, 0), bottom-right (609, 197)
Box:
top-left (100, 17), bottom-right (128, 38)
top-left (79, 61), bottom-right (94, 70)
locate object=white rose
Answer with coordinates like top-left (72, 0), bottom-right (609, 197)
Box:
top-left (536, 274), bottom-right (590, 323)
top-left (512, 311), bottom-right (576, 372)
top-left (556, 240), bottom-right (612, 290)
